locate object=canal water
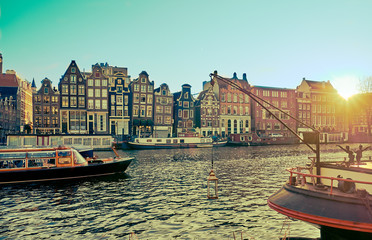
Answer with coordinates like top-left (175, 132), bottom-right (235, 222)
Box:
top-left (0, 144), bottom-right (361, 239)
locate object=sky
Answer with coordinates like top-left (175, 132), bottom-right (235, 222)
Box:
top-left (1, 0), bottom-right (372, 99)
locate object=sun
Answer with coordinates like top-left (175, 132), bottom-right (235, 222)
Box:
top-left (332, 76), bottom-right (359, 100)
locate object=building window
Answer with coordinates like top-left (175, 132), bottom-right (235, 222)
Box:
top-left (88, 79), bottom-right (93, 86)
top-left (147, 106), bottom-right (152, 117)
top-left (52, 96), bottom-right (58, 103)
top-left (178, 109), bottom-right (182, 117)
top-left (70, 97), bottom-right (77, 107)
top-left (183, 110), bottom-right (189, 118)
top-left (124, 95), bottom-right (129, 105)
top-left (134, 84), bottom-right (139, 91)
top-left (70, 85), bottom-right (77, 95)
top-left (183, 101), bottom-right (189, 108)
top-left (43, 96), bottom-right (50, 103)
top-left (95, 72), bottom-right (100, 78)
top-left (134, 93), bottom-right (139, 103)
top-left (148, 85), bottom-right (153, 92)
top-left (140, 94), bottom-right (146, 104)
top-left (62, 97), bottom-right (68, 107)
top-left (147, 95), bottom-right (153, 104)
top-left (233, 94), bottom-right (237, 103)
top-left (140, 106), bottom-right (146, 117)
top-left (78, 85), bottom-right (85, 95)
top-left (165, 106), bottom-right (171, 114)
top-left (95, 89), bottom-right (101, 98)
top-left (70, 75), bottom-right (76, 83)
top-left (117, 95), bottom-right (123, 104)
top-left (156, 106), bottom-right (163, 113)
top-left (102, 100), bottom-right (107, 109)
top-left (141, 85), bottom-right (146, 92)
top-left (133, 105), bottom-right (139, 116)
top-left (95, 100), bottom-right (101, 109)
top-left (141, 78), bottom-right (146, 83)
top-left (156, 116), bottom-right (162, 124)
top-left (102, 90), bottom-right (107, 98)
top-left (102, 79), bottom-right (107, 86)
top-left (71, 67), bottom-right (76, 73)
top-left (62, 85), bottom-right (68, 94)
top-left (44, 87), bottom-right (49, 94)
top-left (79, 97), bottom-right (85, 107)
top-left (88, 89), bottom-right (93, 97)
top-left (184, 92), bottom-right (189, 99)
top-left (95, 79), bottom-right (101, 87)
top-left (227, 93), bottom-right (231, 102)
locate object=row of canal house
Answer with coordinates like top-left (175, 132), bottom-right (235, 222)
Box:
top-left (31, 60), bottom-right (349, 142)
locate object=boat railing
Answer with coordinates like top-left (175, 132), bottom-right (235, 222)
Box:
top-left (287, 166), bottom-right (372, 195)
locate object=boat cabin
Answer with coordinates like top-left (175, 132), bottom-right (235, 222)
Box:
top-left (0, 148), bottom-right (88, 170)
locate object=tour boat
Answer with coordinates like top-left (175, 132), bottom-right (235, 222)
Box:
top-left (127, 136), bottom-right (213, 149)
top-left (0, 146), bottom-right (132, 184)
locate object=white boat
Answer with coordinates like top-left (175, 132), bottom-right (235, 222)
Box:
top-left (127, 136), bottom-right (213, 149)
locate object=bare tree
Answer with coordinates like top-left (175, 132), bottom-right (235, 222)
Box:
top-left (358, 76), bottom-right (372, 93)
top-left (357, 77), bottom-right (372, 136)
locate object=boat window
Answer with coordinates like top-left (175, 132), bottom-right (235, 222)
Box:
top-left (58, 150), bottom-right (71, 157)
top-left (28, 159), bottom-right (44, 168)
top-left (180, 139), bottom-right (185, 143)
top-left (147, 139), bottom-right (152, 142)
top-left (58, 157), bottom-right (71, 164)
top-left (156, 139), bottom-right (162, 143)
top-left (166, 139), bottom-right (171, 144)
top-left (0, 160), bottom-right (26, 168)
top-left (173, 139), bottom-right (178, 143)
top-left (0, 152), bottom-right (26, 159)
top-left (72, 150), bottom-right (87, 165)
top-left (28, 151), bottom-right (56, 158)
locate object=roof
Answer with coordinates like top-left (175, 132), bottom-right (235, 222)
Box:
top-left (305, 80), bottom-right (335, 91)
top-left (0, 74), bottom-right (19, 87)
top-left (252, 85), bottom-right (295, 91)
top-left (31, 78), bottom-right (37, 88)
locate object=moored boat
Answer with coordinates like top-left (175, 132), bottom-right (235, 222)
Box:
top-left (268, 157), bottom-right (372, 239)
top-left (0, 146), bottom-right (132, 184)
top-left (127, 136), bottom-right (213, 149)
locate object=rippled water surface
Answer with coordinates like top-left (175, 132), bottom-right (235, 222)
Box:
top-left (1, 144), bottom-right (360, 239)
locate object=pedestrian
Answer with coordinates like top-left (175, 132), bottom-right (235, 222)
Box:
top-left (355, 145), bottom-right (370, 165)
top-left (337, 145), bottom-right (355, 166)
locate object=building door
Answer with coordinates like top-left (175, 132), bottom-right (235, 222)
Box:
top-left (62, 122), bottom-right (67, 133)
top-left (89, 122), bottom-right (94, 134)
top-left (111, 121), bottom-right (116, 135)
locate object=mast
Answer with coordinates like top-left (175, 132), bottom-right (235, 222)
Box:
top-left (210, 71), bottom-right (321, 175)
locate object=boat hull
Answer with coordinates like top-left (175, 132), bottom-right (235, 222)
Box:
top-left (268, 183), bottom-right (372, 236)
top-left (127, 142), bottom-right (212, 149)
top-left (0, 158), bottom-right (132, 184)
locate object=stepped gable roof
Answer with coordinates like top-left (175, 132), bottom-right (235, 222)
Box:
top-left (197, 90), bottom-right (208, 100)
top-left (0, 74), bottom-right (19, 87)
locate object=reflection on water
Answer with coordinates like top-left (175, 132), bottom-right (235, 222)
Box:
top-left (1, 144), bottom-right (362, 239)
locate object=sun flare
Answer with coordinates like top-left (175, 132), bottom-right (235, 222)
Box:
top-left (332, 76), bottom-right (359, 100)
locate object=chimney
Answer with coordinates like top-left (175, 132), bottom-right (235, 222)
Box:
top-left (242, 73), bottom-right (247, 81)
top-left (233, 72), bottom-right (237, 79)
top-left (0, 53), bottom-right (3, 74)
